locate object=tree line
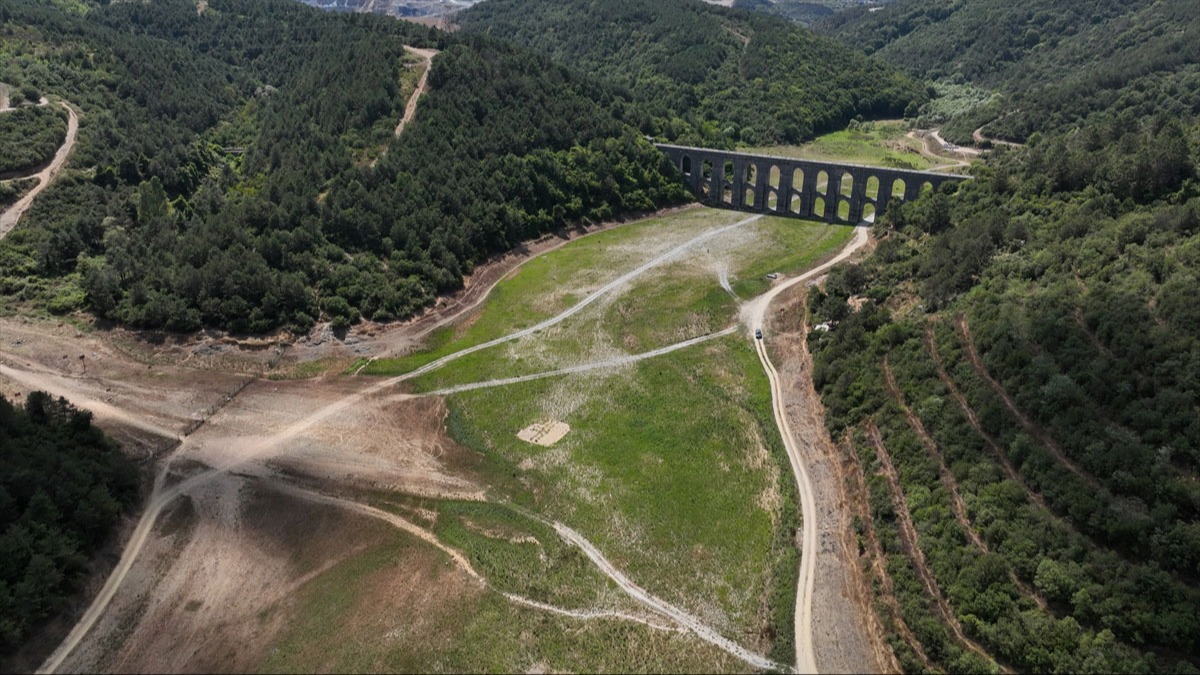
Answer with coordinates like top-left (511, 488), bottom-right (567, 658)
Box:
top-left (0, 392), bottom-right (140, 658)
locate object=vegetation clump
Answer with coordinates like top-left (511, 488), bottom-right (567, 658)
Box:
top-left (0, 392), bottom-right (140, 657)
top-left (0, 0), bottom-right (686, 333)
top-left (820, 0), bottom-right (1200, 142)
top-left (0, 104), bottom-right (66, 176)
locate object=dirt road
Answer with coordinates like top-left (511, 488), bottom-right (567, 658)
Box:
top-left (906, 130), bottom-right (973, 172)
top-left (395, 47), bottom-right (438, 138)
top-left (548, 519), bottom-right (786, 671)
top-left (972, 125), bottom-right (1022, 148)
top-left (0, 100), bottom-right (79, 238)
top-left (0, 363), bottom-right (181, 442)
top-left (744, 226), bottom-right (869, 673)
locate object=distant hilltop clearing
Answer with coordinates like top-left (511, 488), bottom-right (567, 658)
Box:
top-left (296, 0), bottom-right (481, 18)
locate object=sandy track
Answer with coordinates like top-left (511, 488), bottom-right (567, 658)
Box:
top-left (906, 130), bottom-right (973, 171)
top-left (395, 47), bottom-right (438, 137)
top-left (350, 204), bottom-right (704, 372)
top-left (401, 213), bottom-right (764, 382)
top-left (0, 100), bottom-right (78, 239)
top-left (547, 518), bottom-right (786, 672)
top-left (744, 226), bottom-right (869, 673)
top-left (769, 287), bottom-right (889, 673)
top-left (972, 125), bottom-right (1022, 148)
top-left (38, 212), bottom-right (766, 674)
top-left (0, 363), bottom-right (181, 441)
top-left (284, 486), bottom-right (753, 640)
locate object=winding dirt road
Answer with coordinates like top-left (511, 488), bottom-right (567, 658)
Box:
top-left (906, 130), bottom-right (973, 172)
top-left (401, 213), bottom-right (763, 381)
top-left (548, 518), bottom-right (785, 671)
top-left (0, 100), bottom-right (79, 239)
top-left (744, 226), bottom-right (870, 673)
top-left (421, 326), bottom-right (738, 396)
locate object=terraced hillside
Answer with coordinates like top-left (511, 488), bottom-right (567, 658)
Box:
top-left (806, 114), bottom-right (1200, 672)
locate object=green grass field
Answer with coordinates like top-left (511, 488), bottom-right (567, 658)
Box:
top-left (339, 207), bottom-right (855, 663)
top-left (363, 209), bottom-right (851, 392)
top-left (744, 120), bottom-right (936, 171)
top-left (259, 523), bottom-right (747, 673)
top-left (267, 206), bottom-right (855, 670)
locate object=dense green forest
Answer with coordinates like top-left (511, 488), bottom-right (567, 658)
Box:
top-left (0, 103), bottom-right (66, 176)
top-left (0, 0), bottom-right (685, 332)
top-left (819, 0), bottom-right (1200, 143)
top-left (806, 104), bottom-right (1200, 670)
top-left (457, 0), bottom-right (927, 146)
top-left (0, 392), bottom-right (140, 656)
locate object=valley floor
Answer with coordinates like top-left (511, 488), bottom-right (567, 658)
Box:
top-left (1, 206), bottom-right (882, 673)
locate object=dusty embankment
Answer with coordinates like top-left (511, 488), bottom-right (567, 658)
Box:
top-left (753, 229), bottom-right (892, 674)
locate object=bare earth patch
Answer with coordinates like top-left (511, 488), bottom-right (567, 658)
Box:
top-left (517, 420), bottom-right (571, 446)
top-left (766, 273), bottom-right (891, 674)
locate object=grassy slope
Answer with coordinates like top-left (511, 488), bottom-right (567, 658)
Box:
top-left (743, 120), bottom-right (938, 171)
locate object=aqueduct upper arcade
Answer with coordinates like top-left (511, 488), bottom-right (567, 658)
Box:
top-left (655, 143), bottom-right (968, 224)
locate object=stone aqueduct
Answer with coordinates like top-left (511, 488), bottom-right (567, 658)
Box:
top-left (655, 143), bottom-right (967, 224)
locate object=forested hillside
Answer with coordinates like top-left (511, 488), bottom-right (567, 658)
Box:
top-left (804, 100), bottom-right (1200, 672)
top-left (0, 104), bottom-right (66, 176)
top-left (0, 392), bottom-right (140, 657)
top-left (818, 0), bottom-right (1200, 142)
top-left (457, 0), bottom-right (927, 146)
top-left (0, 0), bottom-right (685, 333)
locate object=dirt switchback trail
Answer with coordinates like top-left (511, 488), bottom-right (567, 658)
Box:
top-left (906, 130), bottom-right (973, 172)
top-left (745, 226), bottom-right (869, 674)
top-left (0, 100), bottom-right (79, 238)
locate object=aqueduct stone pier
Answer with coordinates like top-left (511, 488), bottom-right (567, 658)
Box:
top-left (656, 143), bottom-right (967, 224)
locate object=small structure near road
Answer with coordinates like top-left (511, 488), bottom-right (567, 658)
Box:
top-left (518, 420), bottom-right (570, 447)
